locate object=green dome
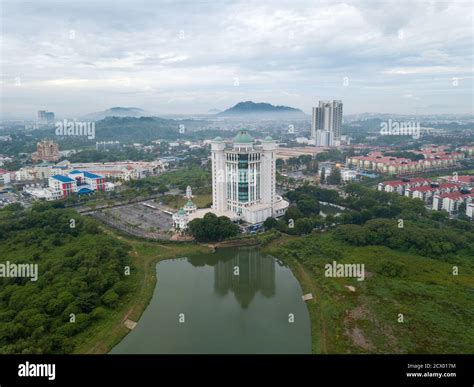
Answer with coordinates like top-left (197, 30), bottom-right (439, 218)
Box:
top-left (213, 136), bottom-right (223, 141)
top-left (186, 200), bottom-right (195, 207)
top-left (178, 208), bottom-right (186, 215)
top-left (233, 130), bottom-right (253, 144)
top-left (263, 136), bottom-right (273, 141)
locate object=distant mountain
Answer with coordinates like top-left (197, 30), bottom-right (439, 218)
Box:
top-left (218, 101), bottom-right (306, 119)
top-left (82, 107), bottom-right (153, 121)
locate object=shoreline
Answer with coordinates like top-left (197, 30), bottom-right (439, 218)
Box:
top-left (73, 225), bottom-right (212, 354)
top-left (260, 235), bottom-right (321, 354)
top-left (74, 228), bottom-right (313, 354)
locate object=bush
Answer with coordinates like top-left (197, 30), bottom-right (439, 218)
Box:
top-left (101, 290), bottom-right (119, 308)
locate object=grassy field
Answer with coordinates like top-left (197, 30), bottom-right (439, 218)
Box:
top-left (158, 193), bottom-right (212, 210)
top-left (262, 232), bottom-right (474, 354)
top-left (73, 226), bottom-right (211, 354)
top-left (73, 223), bottom-right (474, 354)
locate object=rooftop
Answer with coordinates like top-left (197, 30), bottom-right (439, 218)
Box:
top-left (83, 171), bottom-right (102, 179)
top-left (51, 175), bottom-right (75, 183)
top-left (412, 186), bottom-right (435, 192)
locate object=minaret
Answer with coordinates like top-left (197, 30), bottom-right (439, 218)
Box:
top-left (185, 185), bottom-right (193, 199)
top-left (211, 136), bottom-right (226, 212)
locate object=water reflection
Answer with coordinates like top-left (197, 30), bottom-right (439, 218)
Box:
top-left (111, 247), bottom-right (311, 354)
top-left (214, 247), bottom-right (275, 308)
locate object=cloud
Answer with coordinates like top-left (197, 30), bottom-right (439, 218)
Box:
top-left (1, 0), bottom-right (472, 117)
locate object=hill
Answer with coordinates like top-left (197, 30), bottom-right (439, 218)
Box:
top-left (218, 101), bottom-right (306, 119)
top-left (82, 107), bottom-right (152, 121)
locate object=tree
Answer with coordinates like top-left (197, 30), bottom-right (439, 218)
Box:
top-left (295, 218), bottom-right (314, 234)
top-left (296, 196), bottom-right (320, 216)
top-left (101, 290), bottom-right (119, 308)
top-left (326, 167), bottom-right (342, 185)
top-left (4, 202), bottom-right (23, 212)
top-left (320, 167), bottom-right (326, 184)
top-left (0, 203), bottom-right (131, 354)
top-left (188, 213), bottom-right (239, 242)
top-left (284, 205), bottom-right (303, 221)
top-left (157, 184), bottom-right (168, 194)
top-left (306, 159), bottom-right (319, 173)
top-left (263, 217), bottom-right (278, 230)
top-left (276, 219), bottom-right (289, 233)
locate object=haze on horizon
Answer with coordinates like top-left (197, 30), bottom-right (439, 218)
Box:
top-left (1, 0), bottom-right (473, 119)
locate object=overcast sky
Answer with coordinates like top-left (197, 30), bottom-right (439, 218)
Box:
top-left (1, 0), bottom-right (473, 118)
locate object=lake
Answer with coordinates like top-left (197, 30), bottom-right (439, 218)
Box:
top-left (111, 246), bottom-right (311, 354)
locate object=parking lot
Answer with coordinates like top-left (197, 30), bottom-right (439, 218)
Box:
top-left (97, 201), bottom-right (174, 239)
top-left (0, 192), bottom-right (21, 208)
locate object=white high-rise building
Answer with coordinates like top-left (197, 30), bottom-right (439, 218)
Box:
top-left (210, 130), bottom-right (289, 224)
top-left (314, 129), bottom-right (334, 147)
top-left (311, 100), bottom-right (343, 146)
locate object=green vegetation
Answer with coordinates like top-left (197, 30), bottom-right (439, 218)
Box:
top-left (383, 151), bottom-right (425, 161)
top-left (326, 167), bottom-right (342, 185)
top-left (263, 181), bottom-right (474, 354)
top-left (73, 228), bottom-right (211, 354)
top-left (0, 202), bottom-right (132, 354)
top-left (336, 219), bottom-right (474, 261)
top-left (159, 193), bottom-right (212, 209)
top-left (282, 155), bottom-right (318, 173)
top-left (127, 166), bottom-right (212, 195)
top-left (188, 213), bottom-right (239, 242)
top-left (0, 201), bottom-right (213, 354)
top-left (91, 117), bottom-right (220, 143)
top-left (264, 230), bottom-right (473, 354)
top-left (68, 148), bottom-right (156, 163)
top-left (314, 149), bottom-right (345, 162)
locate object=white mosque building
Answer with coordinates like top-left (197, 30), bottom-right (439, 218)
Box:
top-left (172, 130), bottom-right (289, 230)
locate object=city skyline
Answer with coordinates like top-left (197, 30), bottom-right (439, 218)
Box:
top-left (1, 0), bottom-right (473, 118)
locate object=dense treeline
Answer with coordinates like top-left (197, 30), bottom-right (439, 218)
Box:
top-left (336, 219), bottom-right (474, 261)
top-left (267, 182), bottom-right (474, 240)
top-left (68, 148), bottom-right (156, 163)
top-left (0, 202), bottom-right (132, 354)
top-left (188, 213), bottom-right (239, 242)
top-left (92, 117), bottom-right (219, 143)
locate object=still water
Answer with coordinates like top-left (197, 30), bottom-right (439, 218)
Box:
top-left (111, 246), bottom-right (311, 354)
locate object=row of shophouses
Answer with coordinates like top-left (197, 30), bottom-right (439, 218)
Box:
top-left (346, 147), bottom-right (466, 175)
top-left (377, 175), bottom-right (474, 219)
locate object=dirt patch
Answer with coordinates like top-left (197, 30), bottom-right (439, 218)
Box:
top-left (364, 270), bottom-right (374, 279)
top-left (349, 327), bottom-right (374, 350)
top-left (344, 303), bottom-right (401, 353)
top-left (215, 239), bottom-right (260, 248)
top-left (348, 305), bottom-right (369, 320)
top-left (344, 305), bottom-right (374, 350)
